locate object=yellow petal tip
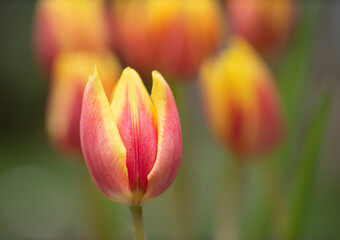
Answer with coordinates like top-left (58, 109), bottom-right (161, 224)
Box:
top-left (152, 70), bottom-right (166, 85)
top-left (120, 67), bottom-right (141, 81)
top-left (151, 70), bottom-right (160, 78)
top-left (89, 65), bottom-right (99, 82)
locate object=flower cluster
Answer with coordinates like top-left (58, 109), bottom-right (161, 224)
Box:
top-left (32, 0), bottom-right (299, 238)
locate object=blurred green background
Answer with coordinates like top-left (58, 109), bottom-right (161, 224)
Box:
top-left (0, 0), bottom-right (339, 239)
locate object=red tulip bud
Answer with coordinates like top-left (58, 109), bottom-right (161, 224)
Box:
top-left (80, 67), bottom-right (182, 205)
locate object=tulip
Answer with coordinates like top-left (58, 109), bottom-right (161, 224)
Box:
top-left (33, 0), bottom-right (109, 75)
top-left (80, 67), bottom-right (182, 205)
top-left (46, 51), bottom-right (121, 156)
top-left (227, 0), bottom-right (296, 55)
top-left (105, 1), bottom-right (120, 55)
top-left (115, 0), bottom-right (221, 80)
top-left (200, 36), bottom-right (283, 158)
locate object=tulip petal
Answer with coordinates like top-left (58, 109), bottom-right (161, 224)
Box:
top-left (80, 67), bottom-right (131, 204)
top-left (111, 68), bottom-right (158, 203)
top-left (142, 71), bottom-right (182, 204)
top-left (255, 78), bottom-right (283, 153)
top-left (200, 59), bottom-right (230, 144)
top-left (46, 75), bottom-right (83, 154)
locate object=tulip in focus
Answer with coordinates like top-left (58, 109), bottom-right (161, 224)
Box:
top-left (201, 36), bottom-right (283, 158)
top-left (47, 51), bottom-right (121, 156)
top-left (227, 0), bottom-right (296, 55)
top-left (80, 67), bottom-right (182, 205)
top-left (115, 0), bottom-right (221, 80)
top-left (33, 0), bottom-right (109, 75)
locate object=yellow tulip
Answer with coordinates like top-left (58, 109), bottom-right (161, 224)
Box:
top-left (201, 36), bottom-right (284, 158)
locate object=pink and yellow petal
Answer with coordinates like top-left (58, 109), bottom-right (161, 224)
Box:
top-left (111, 68), bottom-right (158, 203)
top-left (46, 51), bottom-right (121, 155)
top-left (142, 71), bottom-right (182, 204)
top-left (80, 67), bottom-right (131, 204)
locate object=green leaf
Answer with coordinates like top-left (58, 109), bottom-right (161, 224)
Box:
top-left (287, 89), bottom-right (333, 240)
top-left (275, 0), bottom-right (321, 175)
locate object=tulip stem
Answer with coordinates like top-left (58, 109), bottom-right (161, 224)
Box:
top-left (216, 160), bottom-right (243, 240)
top-left (129, 205), bottom-right (147, 240)
top-left (260, 159), bottom-right (288, 240)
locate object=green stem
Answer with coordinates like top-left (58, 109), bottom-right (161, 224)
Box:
top-left (260, 159), bottom-right (288, 240)
top-left (215, 160), bottom-right (243, 240)
top-left (129, 205), bottom-right (147, 240)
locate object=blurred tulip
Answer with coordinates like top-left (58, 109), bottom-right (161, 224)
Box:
top-left (201, 36), bottom-right (283, 158)
top-left (80, 67), bottom-right (182, 205)
top-left (33, 0), bottom-right (109, 75)
top-left (115, 0), bottom-right (221, 80)
top-left (47, 51), bottom-right (121, 156)
top-left (227, 0), bottom-right (296, 55)
top-left (105, 1), bottom-right (120, 55)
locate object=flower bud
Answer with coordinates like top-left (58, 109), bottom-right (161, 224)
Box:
top-left (200, 36), bottom-right (283, 158)
top-left (33, 0), bottom-right (109, 75)
top-left (115, 0), bottom-right (221, 80)
top-left (227, 0), bottom-right (296, 55)
top-left (80, 67), bottom-right (182, 205)
top-left (47, 51), bottom-right (121, 156)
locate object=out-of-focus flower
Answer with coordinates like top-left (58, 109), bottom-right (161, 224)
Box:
top-left (47, 51), bottom-right (121, 156)
top-left (80, 67), bottom-right (182, 205)
top-left (200, 36), bottom-right (283, 158)
top-left (115, 0), bottom-right (221, 80)
top-left (227, 0), bottom-right (296, 55)
top-left (33, 0), bottom-right (109, 75)
top-left (105, 1), bottom-right (120, 55)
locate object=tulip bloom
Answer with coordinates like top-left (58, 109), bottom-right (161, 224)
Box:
top-left (201, 37), bottom-right (283, 158)
top-left (80, 67), bottom-right (182, 205)
top-left (33, 0), bottom-right (109, 75)
top-left (115, 0), bottom-right (221, 80)
top-left (227, 0), bottom-right (296, 55)
top-left (47, 51), bottom-right (121, 156)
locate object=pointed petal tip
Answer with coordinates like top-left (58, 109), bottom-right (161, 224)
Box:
top-left (87, 65), bottom-right (102, 92)
top-left (119, 66), bottom-right (143, 84)
top-left (151, 70), bottom-right (160, 77)
top-left (121, 66), bottom-right (136, 75)
top-left (151, 70), bottom-right (169, 92)
top-left (89, 65), bottom-right (99, 81)
top-left (152, 70), bottom-right (164, 81)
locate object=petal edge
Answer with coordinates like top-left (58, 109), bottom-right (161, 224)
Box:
top-left (141, 71), bottom-right (182, 204)
top-left (80, 66), bottom-right (131, 204)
